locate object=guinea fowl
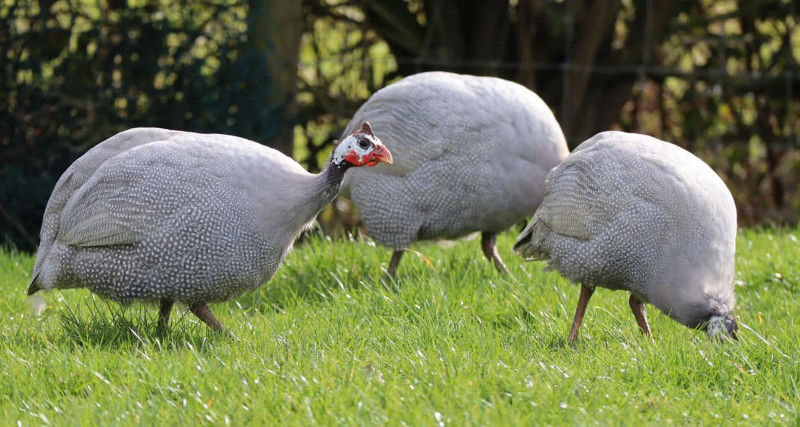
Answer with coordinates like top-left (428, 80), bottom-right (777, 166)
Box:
top-left (342, 72), bottom-right (568, 276)
top-left (28, 123), bottom-right (392, 332)
top-left (514, 131), bottom-right (738, 342)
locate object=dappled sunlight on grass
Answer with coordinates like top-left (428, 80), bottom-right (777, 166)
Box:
top-left (0, 227), bottom-right (798, 423)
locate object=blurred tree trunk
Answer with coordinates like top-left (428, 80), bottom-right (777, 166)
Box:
top-left (360, 0), bottom-right (509, 76)
top-left (559, 0), bottom-right (676, 144)
top-left (558, 0), bottom-right (622, 141)
top-left (245, 0), bottom-right (303, 155)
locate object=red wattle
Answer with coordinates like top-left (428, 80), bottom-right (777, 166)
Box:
top-left (344, 150), bottom-right (361, 165)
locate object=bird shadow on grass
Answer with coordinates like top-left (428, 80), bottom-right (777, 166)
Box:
top-left (232, 261), bottom-right (395, 316)
top-left (53, 299), bottom-right (225, 352)
top-left (230, 232), bottom-right (450, 316)
top-left (230, 243), bottom-right (484, 317)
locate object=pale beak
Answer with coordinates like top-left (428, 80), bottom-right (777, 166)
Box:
top-left (370, 144), bottom-right (393, 165)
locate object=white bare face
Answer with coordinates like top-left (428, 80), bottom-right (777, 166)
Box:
top-left (332, 122), bottom-right (393, 167)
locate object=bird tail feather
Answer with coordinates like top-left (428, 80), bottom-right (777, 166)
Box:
top-left (513, 220), bottom-right (548, 260)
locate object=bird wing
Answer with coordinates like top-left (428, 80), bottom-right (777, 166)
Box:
top-left (33, 128), bottom-right (181, 277)
top-left (53, 138), bottom-right (195, 249)
top-left (44, 128), bottom-right (180, 229)
top-left (514, 156), bottom-right (615, 258)
top-left (56, 165), bottom-right (156, 247)
top-left (530, 158), bottom-right (615, 241)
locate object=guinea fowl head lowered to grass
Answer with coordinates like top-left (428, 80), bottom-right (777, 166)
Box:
top-left (514, 131), bottom-right (738, 342)
top-left (27, 122), bottom-right (392, 333)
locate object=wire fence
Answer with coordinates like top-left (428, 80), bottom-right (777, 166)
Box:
top-left (297, 53), bottom-right (800, 148)
top-left (295, 0), bottom-right (799, 230)
top-left (298, 0), bottom-right (799, 150)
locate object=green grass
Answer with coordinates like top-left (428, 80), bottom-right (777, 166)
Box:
top-left (1, 227), bottom-right (798, 425)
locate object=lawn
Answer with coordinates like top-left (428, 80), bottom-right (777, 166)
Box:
top-left (0, 227), bottom-right (798, 424)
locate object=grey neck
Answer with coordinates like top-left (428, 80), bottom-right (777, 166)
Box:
top-left (322, 160), bottom-right (351, 188)
top-left (297, 160), bottom-right (351, 225)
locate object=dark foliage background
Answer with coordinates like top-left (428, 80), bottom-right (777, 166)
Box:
top-left (1, 0), bottom-right (296, 248)
top-left (2, 0), bottom-right (799, 250)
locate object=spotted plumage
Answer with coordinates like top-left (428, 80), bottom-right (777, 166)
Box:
top-left (514, 131), bottom-right (738, 341)
top-left (341, 72), bottom-right (569, 274)
top-left (29, 124), bottom-right (392, 331)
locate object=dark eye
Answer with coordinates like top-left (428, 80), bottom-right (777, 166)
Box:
top-left (358, 138), bottom-right (370, 149)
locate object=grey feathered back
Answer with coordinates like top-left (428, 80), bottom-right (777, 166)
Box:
top-left (342, 72), bottom-right (568, 248)
top-left (32, 128), bottom-right (181, 281)
top-left (515, 131), bottom-right (737, 327)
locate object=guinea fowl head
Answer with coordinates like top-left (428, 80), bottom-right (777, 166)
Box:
top-left (332, 122), bottom-right (393, 168)
top-left (705, 313), bottom-right (738, 341)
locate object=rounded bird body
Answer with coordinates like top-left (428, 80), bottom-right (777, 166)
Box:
top-left (515, 131), bottom-right (738, 340)
top-left (342, 72), bottom-right (568, 274)
top-left (30, 125), bottom-right (392, 330)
